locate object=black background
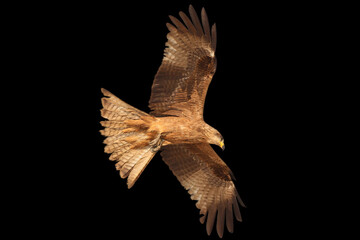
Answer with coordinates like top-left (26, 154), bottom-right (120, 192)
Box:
top-left (10, 0), bottom-right (326, 239)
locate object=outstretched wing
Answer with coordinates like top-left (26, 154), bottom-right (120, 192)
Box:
top-left (161, 143), bottom-right (245, 238)
top-left (149, 5), bottom-right (217, 118)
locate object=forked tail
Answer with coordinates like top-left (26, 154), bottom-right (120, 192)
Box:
top-left (100, 88), bottom-right (162, 188)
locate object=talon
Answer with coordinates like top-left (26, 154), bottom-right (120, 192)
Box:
top-left (152, 138), bottom-right (163, 152)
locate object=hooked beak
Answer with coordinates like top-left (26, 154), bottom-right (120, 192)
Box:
top-left (219, 140), bottom-right (225, 151)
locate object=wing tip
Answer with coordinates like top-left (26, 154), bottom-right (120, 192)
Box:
top-left (188, 4), bottom-right (194, 11)
top-left (236, 190), bottom-right (246, 208)
top-left (167, 5), bottom-right (216, 50)
top-left (211, 23), bottom-right (217, 51)
top-left (199, 215), bottom-right (206, 224)
top-left (166, 22), bottom-right (175, 32)
top-left (100, 88), bottom-right (109, 96)
top-left (101, 88), bottom-right (117, 100)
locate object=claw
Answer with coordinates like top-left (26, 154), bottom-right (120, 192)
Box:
top-left (151, 137), bottom-right (164, 152)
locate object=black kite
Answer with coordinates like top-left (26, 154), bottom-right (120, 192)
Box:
top-left (100, 5), bottom-right (245, 238)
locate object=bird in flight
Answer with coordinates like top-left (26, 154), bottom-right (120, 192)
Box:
top-left (100, 5), bottom-right (245, 238)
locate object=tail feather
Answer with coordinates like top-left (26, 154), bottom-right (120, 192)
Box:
top-left (104, 135), bottom-right (133, 153)
top-left (100, 88), bottom-right (161, 188)
top-left (119, 147), bottom-right (152, 179)
top-left (100, 120), bottom-right (127, 129)
top-left (101, 88), bottom-right (146, 119)
top-left (127, 149), bottom-right (157, 188)
top-left (99, 128), bottom-right (125, 137)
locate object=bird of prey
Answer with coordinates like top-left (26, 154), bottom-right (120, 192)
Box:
top-left (100, 5), bottom-right (245, 238)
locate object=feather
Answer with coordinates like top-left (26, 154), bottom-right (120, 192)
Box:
top-left (127, 148), bottom-right (156, 189)
top-left (189, 5), bottom-right (203, 37)
top-left (120, 148), bottom-right (143, 178)
top-left (211, 24), bottom-right (217, 51)
top-left (204, 181), bottom-right (217, 235)
top-left (225, 198), bottom-right (234, 233)
top-left (100, 88), bottom-right (160, 188)
top-left (233, 194), bottom-right (242, 222)
top-left (104, 142), bottom-right (124, 153)
top-left (101, 88), bottom-right (145, 116)
top-left (103, 131), bottom-right (136, 145)
top-left (99, 128), bottom-right (123, 137)
top-left (199, 215), bottom-right (206, 224)
top-left (149, 7), bottom-right (217, 118)
top-left (100, 120), bottom-right (127, 129)
top-left (179, 11), bottom-right (197, 35)
top-left (169, 15), bottom-right (188, 33)
top-left (115, 159), bottom-right (126, 170)
top-left (166, 22), bottom-right (176, 33)
top-left (161, 144), bottom-right (244, 236)
top-left (109, 145), bottom-right (132, 161)
top-left (216, 191), bottom-right (226, 238)
top-left (206, 206), bottom-right (217, 236)
top-left (237, 189), bottom-right (246, 208)
top-left (201, 8), bottom-right (211, 42)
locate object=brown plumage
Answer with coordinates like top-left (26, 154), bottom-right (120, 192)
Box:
top-left (100, 5), bottom-right (244, 238)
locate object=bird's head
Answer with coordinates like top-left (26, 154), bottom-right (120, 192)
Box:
top-left (204, 124), bottom-right (225, 151)
top-left (217, 134), bottom-right (225, 151)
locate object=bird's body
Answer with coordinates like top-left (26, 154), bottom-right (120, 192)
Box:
top-left (155, 117), bottom-right (219, 145)
top-left (100, 5), bottom-right (244, 238)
